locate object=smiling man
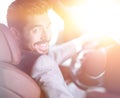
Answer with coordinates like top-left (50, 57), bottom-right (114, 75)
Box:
top-left (6, 0), bottom-right (99, 98)
top-left (7, 0), bottom-right (76, 98)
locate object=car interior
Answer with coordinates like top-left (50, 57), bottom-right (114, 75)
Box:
top-left (0, 22), bottom-right (120, 98)
top-left (1, 0), bottom-right (120, 98)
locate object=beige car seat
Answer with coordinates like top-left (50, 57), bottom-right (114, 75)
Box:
top-left (0, 23), bottom-right (41, 98)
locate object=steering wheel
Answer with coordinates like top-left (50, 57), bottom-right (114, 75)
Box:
top-left (69, 37), bottom-right (117, 90)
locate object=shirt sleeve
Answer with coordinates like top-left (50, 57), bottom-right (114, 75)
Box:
top-left (48, 39), bottom-right (82, 65)
top-left (31, 55), bottom-right (73, 98)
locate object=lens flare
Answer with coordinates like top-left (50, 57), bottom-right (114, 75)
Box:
top-left (63, 0), bottom-right (120, 41)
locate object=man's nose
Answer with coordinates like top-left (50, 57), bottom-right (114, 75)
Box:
top-left (40, 31), bottom-right (50, 41)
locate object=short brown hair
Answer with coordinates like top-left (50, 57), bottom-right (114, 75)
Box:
top-left (7, 0), bottom-right (50, 31)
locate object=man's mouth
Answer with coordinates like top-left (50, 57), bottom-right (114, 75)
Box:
top-left (34, 42), bottom-right (49, 54)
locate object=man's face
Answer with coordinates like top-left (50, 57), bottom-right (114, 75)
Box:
top-left (21, 13), bottom-right (51, 54)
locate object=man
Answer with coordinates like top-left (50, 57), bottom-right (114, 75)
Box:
top-left (7, 0), bottom-right (85, 98)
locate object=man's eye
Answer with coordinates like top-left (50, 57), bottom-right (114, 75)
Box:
top-left (31, 27), bottom-right (42, 33)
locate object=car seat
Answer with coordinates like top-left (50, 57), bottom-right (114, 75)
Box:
top-left (0, 23), bottom-right (41, 98)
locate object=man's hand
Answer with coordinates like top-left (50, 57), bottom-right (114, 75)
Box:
top-left (72, 33), bottom-right (117, 52)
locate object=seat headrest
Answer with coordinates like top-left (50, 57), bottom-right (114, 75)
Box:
top-left (0, 24), bottom-right (21, 65)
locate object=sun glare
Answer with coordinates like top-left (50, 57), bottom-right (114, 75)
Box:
top-left (67, 0), bottom-right (120, 40)
top-left (48, 9), bottom-right (64, 46)
top-left (48, 0), bottom-right (120, 45)
top-left (0, 0), bottom-right (14, 24)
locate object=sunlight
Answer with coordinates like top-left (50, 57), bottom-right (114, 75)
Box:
top-left (0, 0), bottom-right (14, 24)
top-left (48, 9), bottom-right (64, 46)
top-left (67, 0), bottom-right (120, 40)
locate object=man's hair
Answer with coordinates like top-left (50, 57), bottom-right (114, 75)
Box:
top-left (7, 0), bottom-right (50, 31)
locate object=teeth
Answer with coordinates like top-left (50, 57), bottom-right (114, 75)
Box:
top-left (34, 42), bottom-right (49, 54)
top-left (35, 42), bottom-right (48, 50)
top-left (40, 43), bottom-right (47, 47)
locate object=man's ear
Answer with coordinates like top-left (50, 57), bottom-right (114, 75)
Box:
top-left (9, 27), bottom-right (21, 41)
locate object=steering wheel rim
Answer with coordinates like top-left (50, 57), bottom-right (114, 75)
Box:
top-left (69, 47), bottom-right (106, 90)
top-left (70, 66), bottom-right (105, 90)
top-left (70, 37), bottom-right (117, 90)
top-left (70, 40), bottom-right (109, 90)
top-left (69, 35), bottom-right (118, 90)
